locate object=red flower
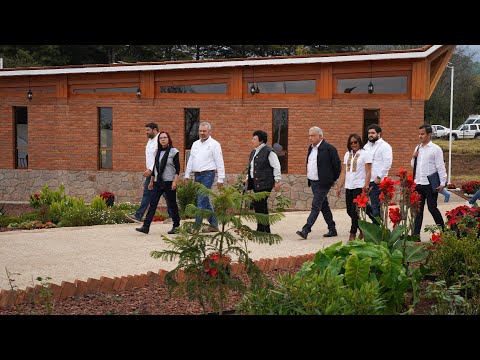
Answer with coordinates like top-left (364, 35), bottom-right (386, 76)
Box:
top-left (100, 191), bottom-right (115, 200)
top-left (202, 253), bottom-right (231, 278)
top-left (409, 192), bottom-right (421, 207)
top-left (388, 207), bottom-right (402, 227)
top-left (431, 233), bottom-right (443, 244)
top-left (353, 192), bottom-right (369, 208)
top-left (396, 168), bottom-right (407, 180)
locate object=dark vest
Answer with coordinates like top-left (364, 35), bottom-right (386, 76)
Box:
top-left (248, 145), bottom-right (275, 191)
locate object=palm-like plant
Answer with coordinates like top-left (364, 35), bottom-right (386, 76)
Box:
top-left (151, 183), bottom-right (284, 314)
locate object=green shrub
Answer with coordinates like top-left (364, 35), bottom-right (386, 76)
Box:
top-left (428, 227), bottom-right (480, 298)
top-left (29, 184), bottom-right (66, 208)
top-left (112, 202), bottom-right (138, 211)
top-left (90, 195), bottom-right (107, 211)
top-left (59, 207), bottom-right (98, 227)
top-left (237, 270), bottom-right (385, 315)
top-left (426, 280), bottom-right (480, 315)
top-left (0, 212), bottom-right (38, 227)
top-left (176, 179), bottom-right (198, 218)
top-left (59, 207), bottom-right (129, 227)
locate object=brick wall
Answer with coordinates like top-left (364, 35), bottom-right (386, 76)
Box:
top-left (0, 97), bottom-right (424, 208)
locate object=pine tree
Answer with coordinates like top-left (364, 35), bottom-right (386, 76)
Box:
top-left (150, 183), bottom-right (284, 314)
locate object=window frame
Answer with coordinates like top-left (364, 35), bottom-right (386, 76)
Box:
top-left (333, 70), bottom-right (411, 99)
top-left (14, 106), bottom-right (28, 169)
top-left (98, 107), bottom-right (113, 170)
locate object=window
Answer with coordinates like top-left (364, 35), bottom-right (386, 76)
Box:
top-left (74, 87), bottom-right (138, 93)
top-left (185, 108), bottom-right (200, 168)
top-left (15, 106), bottom-right (28, 169)
top-left (363, 109), bottom-right (379, 144)
top-left (185, 108), bottom-right (200, 150)
top-left (161, 83), bottom-right (227, 94)
top-left (248, 80), bottom-right (315, 94)
top-left (99, 107), bottom-right (113, 169)
top-left (273, 109), bottom-right (288, 173)
top-left (338, 76), bottom-right (407, 94)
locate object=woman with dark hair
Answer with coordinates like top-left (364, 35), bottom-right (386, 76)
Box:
top-left (246, 130), bottom-right (281, 233)
top-left (136, 131), bottom-right (181, 235)
top-left (336, 133), bottom-right (372, 241)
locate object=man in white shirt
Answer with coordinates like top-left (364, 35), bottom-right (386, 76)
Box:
top-left (411, 124), bottom-right (446, 236)
top-left (246, 130), bottom-right (281, 233)
top-left (184, 122), bottom-right (225, 231)
top-left (363, 124), bottom-right (393, 224)
top-left (127, 123), bottom-right (159, 222)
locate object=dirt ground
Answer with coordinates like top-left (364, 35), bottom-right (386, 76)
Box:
top-left (448, 153), bottom-right (480, 183)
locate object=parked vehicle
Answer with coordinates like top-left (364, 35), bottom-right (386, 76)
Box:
top-left (462, 115), bottom-right (480, 125)
top-left (450, 123), bottom-right (480, 140)
top-left (431, 124), bottom-right (450, 139)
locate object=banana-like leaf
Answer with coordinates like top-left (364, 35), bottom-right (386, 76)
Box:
top-left (405, 241), bottom-right (429, 263)
top-left (358, 220), bottom-right (383, 244)
top-left (345, 254), bottom-right (371, 289)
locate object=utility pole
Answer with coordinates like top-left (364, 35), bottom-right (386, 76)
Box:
top-left (446, 62), bottom-right (454, 185)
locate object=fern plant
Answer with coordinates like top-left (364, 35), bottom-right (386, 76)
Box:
top-left (151, 183), bottom-right (284, 314)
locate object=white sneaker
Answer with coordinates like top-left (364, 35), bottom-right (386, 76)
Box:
top-left (466, 200), bottom-right (473, 207)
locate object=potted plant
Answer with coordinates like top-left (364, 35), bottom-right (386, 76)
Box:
top-left (100, 191), bottom-right (115, 207)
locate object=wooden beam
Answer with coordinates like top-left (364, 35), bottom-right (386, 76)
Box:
top-left (426, 45), bottom-right (456, 99)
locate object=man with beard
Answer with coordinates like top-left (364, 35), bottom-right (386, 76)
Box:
top-left (126, 122), bottom-right (159, 223)
top-left (363, 124), bottom-right (392, 224)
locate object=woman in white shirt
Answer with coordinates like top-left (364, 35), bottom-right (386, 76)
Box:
top-left (336, 134), bottom-right (372, 242)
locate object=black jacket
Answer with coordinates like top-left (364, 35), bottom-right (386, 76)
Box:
top-left (307, 140), bottom-right (341, 187)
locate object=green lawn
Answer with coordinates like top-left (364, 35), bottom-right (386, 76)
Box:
top-left (433, 138), bottom-right (480, 155)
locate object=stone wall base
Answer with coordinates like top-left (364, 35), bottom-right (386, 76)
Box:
top-left (0, 170), bottom-right (347, 210)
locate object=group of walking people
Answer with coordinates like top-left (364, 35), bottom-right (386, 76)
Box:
top-left (128, 121), bottom-right (450, 241)
top-left (129, 122), bottom-right (282, 235)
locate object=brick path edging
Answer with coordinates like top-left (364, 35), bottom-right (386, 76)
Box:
top-left (0, 253), bottom-right (316, 309)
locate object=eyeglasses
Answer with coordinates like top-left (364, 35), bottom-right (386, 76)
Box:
top-left (159, 137), bottom-right (169, 139)
top-left (349, 141), bottom-right (359, 145)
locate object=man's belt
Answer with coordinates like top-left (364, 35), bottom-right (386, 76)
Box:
top-left (194, 170), bottom-right (215, 175)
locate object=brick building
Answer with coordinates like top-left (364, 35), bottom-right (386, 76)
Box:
top-left (0, 45), bottom-right (455, 209)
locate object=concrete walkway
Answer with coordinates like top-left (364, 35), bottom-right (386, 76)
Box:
top-left (0, 192), bottom-right (466, 290)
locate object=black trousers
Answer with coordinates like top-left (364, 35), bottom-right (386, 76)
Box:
top-left (253, 187), bottom-right (273, 233)
top-left (143, 181), bottom-right (180, 229)
top-left (302, 181), bottom-right (335, 234)
top-left (413, 184), bottom-right (444, 236)
top-left (346, 188), bottom-right (363, 234)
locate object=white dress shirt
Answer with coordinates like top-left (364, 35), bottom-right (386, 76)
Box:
top-left (249, 143), bottom-right (282, 181)
top-left (307, 140), bottom-right (322, 181)
top-left (363, 138), bottom-right (392, 181)
top-left (184, 136), bottom-right (226, 183)
top-left (343, 149), bottom-right (372, 189)
top-left (410, 141), bottom-right (447, 186)
top-left (145, 134), bottom-right (159, 171)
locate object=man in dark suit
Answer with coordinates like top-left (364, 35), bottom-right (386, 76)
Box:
top-left (296, 126), bottom-right (341, 240)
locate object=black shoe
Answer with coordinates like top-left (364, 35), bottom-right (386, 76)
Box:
top-left (135, 226), bottom-right (149, 234)
top-left (167, 227), bottom-right (178, 234)
top-left (296, 230), bottom-right (308, 239)
top-left (323, 229), bottom-right (337, 237)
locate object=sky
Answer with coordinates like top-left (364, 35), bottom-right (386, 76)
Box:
top-left (460, 45), bottom-right (480, 61)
